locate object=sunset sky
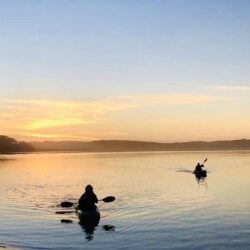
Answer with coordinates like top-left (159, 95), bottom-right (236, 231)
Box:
top-left (1, 0), bottom-right (250, 142)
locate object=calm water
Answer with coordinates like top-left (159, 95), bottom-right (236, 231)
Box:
top-left (1, 151), bottom-right (250, 250)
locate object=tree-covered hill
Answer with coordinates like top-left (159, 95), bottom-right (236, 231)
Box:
top-left (31, 139), bottom-right (250, 152)
top-left (0, 135), bottom-right (35, 154)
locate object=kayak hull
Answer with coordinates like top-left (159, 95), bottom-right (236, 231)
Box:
top-left (77, 210), bottom-right (100, 227)
top-left (193, 170), bottom-right (207, 178)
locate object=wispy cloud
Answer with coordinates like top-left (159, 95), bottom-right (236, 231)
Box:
top-left (0, 94), bottom-right (228, 140)
top-left (211, 85), bottom-right (250, 91)
top-left (115, 94), bottom-right (228, 105)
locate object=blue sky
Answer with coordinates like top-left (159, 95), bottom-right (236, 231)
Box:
top-left (0, 1), bottom-right (250, 141)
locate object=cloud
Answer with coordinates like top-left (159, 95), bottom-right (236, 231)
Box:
top-left (0, 99), bottom-right (104, 131)
top-left (21, 133), bottom-right (76, 139)
top-left (20, 130), bottom-right (126, 141)
top-left (114, 94), bottom-right (227, 105)
top-left (211, 85), bottom-right (250, 91)
top-left (0, 94), bottom-right (228, 140)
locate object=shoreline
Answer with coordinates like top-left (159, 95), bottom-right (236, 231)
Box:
top-left (1, 148), bottom-right (250, 156)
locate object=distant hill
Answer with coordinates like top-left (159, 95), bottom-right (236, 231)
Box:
top-left (31, 139), bottom-right (250, 152)
top-left (2, 135), bottom-right (250, 154)
top-left (0, 135), bottom-right (35, 154)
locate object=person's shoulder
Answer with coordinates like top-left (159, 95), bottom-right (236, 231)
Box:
top-left (80, 192), bottom-right (86, 198)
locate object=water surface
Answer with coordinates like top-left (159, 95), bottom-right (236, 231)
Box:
top-left (1, 151), bottom-right (250, 249)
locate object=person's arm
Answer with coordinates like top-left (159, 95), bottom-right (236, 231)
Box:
top-left (78, 194), bottom-right (85, 206)
top-left (93, 194), bottom-right (98, 203)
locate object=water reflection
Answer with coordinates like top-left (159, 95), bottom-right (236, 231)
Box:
top-left (78, 211), bottom-right (115, 240)
top-left (78, 213), bottom-right (100, 241)
top-left (0, 243), bottom-right (20, 250)
top-left (56, 202), bottom-right (116, 241)
top-left (195, 174), bottom-right (208, 189)
top-left (195, 174), bottom-right (206, 181)
top-left (102, 224), bottom-right (115, 231)
top-left (61, 219), bottom-right (73, 224)
top-left (1, 151), bottom-right (250, 249)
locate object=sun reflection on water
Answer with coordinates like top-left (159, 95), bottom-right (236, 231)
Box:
top-left (1, 151), bottom-right (250, 249)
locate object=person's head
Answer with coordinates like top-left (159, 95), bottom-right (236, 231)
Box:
top-left (85, 184), bottom-right (93, 193)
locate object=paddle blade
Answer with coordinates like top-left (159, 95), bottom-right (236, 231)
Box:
top-left (101, 196), bottom-right (115, 203)
top-left (61, 201), bottom-right (74, 208)
top-left (56, 210), bottom-right (75, 214)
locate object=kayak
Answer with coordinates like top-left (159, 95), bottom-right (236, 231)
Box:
top-left (193, 170), bottom-right (207, 178)
top-left (77, 209), bottom-right (100, 227)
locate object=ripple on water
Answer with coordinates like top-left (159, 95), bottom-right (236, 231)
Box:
top-left (1, 151), bottom-right (250, 249)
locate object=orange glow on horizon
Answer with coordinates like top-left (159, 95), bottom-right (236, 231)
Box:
top-left (0, 95), bottom-right (249, 142)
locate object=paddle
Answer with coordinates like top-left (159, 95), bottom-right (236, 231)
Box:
top-left (101, 196), bottom-right (115, 203)
top-left (61, 201), bottom-right (74, 208)
top-left (193, 158), bottom-right (207, 174)
top-left (202, 158), bottom-right (208, 164)
top-left (61, 196), bottom-right (115, 208)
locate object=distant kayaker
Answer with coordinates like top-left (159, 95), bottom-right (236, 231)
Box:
top-left (78, 185), bottom-right (98, 211)
top-left (194, 163), bottom-right (203, 173)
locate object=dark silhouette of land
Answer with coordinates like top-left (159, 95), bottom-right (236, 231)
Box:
top-left (0, 135), bottom-right (35, 154)
top-left (31, 139), bottom-right (250, 152)
top-left (1, 135), bottom-right (250, 154)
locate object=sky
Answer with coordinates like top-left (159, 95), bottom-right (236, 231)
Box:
top-left (0, 0), bottom-right (250, 142)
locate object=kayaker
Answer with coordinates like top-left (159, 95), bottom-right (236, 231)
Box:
top-left (78, 185), bottom-right (98, 211)
top-left (194, 163), bottom-right (202, 173)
